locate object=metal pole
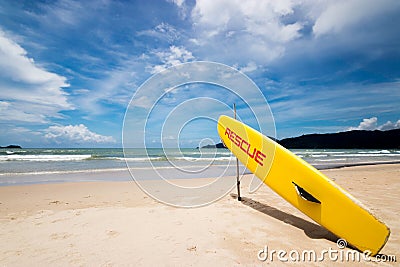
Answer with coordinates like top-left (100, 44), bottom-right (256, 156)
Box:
top-left (234, 103), bottom-right (241, 201)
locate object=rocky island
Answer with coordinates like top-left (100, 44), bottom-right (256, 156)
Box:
top-left (0, 145), bottom-right (22, 149)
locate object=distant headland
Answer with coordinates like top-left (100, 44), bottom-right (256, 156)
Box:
top-left (0, 145), bottom-right (22, 149)
top-left (279, 128), bottom-right (400, 149)
top-left (199, 128), bottom-right (400, 149)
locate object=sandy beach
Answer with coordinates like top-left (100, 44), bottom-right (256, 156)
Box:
top-left (0, 164), bottom-right (398, 266)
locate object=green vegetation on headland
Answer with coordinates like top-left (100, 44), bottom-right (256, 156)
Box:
top-left (279, 128), bottom-right (400, 149)
top-left (201, 129), bottom-right (400, 149)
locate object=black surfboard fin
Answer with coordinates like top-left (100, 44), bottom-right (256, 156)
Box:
top-left (292, 182), bottom-right (321, 204)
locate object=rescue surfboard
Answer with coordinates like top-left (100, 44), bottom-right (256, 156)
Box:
top-left (217, 115), bottom-right (390, 255)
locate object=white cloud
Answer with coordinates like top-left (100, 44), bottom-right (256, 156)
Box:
top-left (0, 29), bottom-right (73, 123)
top-left (163, 135), bottom-right (176, 140)
top-left (148, 46), bottom-right (195, 74)
top-left (168, 0), bottom-right (189, 19)
top-left (130, 95), bottom-right (153, 109)
top-left (0, 101), bottom-right (11, 110)
top-left (184, 0), bottom-right (400, 66)
top-left (31, 0), bottom-right (85, 27)
top-left (0, 101), bottom-right (47, 123)
top-left (348, 117), bottom-right (400, 131)
top-left (239, 62), bottom-right (257, 73)
top-left (313, 0), bottom-right (400, 36)
top-left (190, 0), bottom-right (303, 63)
top-left (349, 117), bottom-right (378, 130)
top-left (44, 124), bottom-right (116, 144)
top-left (168, 0), bottom-right (185, 7)
top-left (137, 23), bottom-right (180, 43)
top-left (0, 30), bottom-right (69, 89)
top-left (378, 120), bottom-right (400, 131)
top-left (71, 64), bottom-right (139, 117)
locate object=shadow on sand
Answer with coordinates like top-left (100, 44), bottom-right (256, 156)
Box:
top-left (230, 193), bottom-right (338, 244)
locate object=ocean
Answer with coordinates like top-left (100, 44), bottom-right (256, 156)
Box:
top-left (1, 148), bottom-right (399, 186)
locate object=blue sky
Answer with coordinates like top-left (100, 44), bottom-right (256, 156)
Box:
top-left (0, 0), bottom-right (399, 148)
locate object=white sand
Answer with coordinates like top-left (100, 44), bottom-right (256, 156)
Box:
top-left (0, 164), bottom-right (399, 266)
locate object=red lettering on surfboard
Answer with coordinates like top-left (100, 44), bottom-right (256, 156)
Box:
top-left (224, 127), bottom-right (266, 166)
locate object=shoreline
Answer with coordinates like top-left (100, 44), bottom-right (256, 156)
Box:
top-left (313, 160), bottom-right (400, 170)
top-left (1, 160), bottom-right (400, 187)
top-left (0, 164), bottom-right (398, 265)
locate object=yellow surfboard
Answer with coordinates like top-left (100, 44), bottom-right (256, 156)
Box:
top-left (218, 115), bottom-right (390, 255)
